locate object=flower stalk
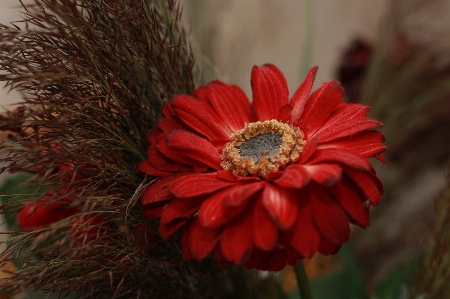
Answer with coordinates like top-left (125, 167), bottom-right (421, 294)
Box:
top-left (294, 261), bottom-right (313, 299)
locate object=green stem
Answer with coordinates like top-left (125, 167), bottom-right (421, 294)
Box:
top-left (294, 260), bottom-right (313, 299)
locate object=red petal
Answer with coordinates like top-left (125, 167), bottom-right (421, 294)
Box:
top-left (290, 66), bottom-right (318, 124)
top-left (158, 117), bottom-right (189, 133)
top-left (207, 81), bottom-right (252, 131)
top-left (327, 181), bottom-right (370, 227)
top-left (138, 160), bottom-right (171, 176)
top-left (261, 183), bottom-right (298, 229)
top-left (188, 218), bottom-right (220, 260)
top-left (222, 182), bottom-right (265, 207)
top-left (156, 133), bottom-right (200, 167)
top-left (71, 214), bottom-right (109, 243)
top-left (241, 248), bottom-right (264, 269)
top-left (220, 210), bottom-right (254, 263)
top-left (315, 103), bottom-right (383, 143)
top-left (344, 167), bottom-right (383, 206)
top-left (375, 153), bottom-right (386, 163)
top-left (218, 172), bottom-right (261, 184)
top-left (288, 204), bottom-right (320, 258)
top-left (160, 197), bottom-right (203, 225)
top-left (266, 171), bottom-right (284, 181)
top-left (147, 146), bottom-right (191, 173)
top-left (274, 164), bottom-right (310, 189)
top-left (251, 64), bottom-right (289, 121)
top-left (170, 95), bottom-right (229, 140)
top-left (143, 201), bottom-right (168, 219)
top-left (304, 164), bottom-right (342, 185)
top-left (181, 220), bottom-right (195, 260)
top-left (277, 104), bottom-right (292, 123)
top-left (318, 237), bottom-right (342, 255)
top-left (165, 130), bottom-right (221, 170)
top-left (298, 136), bottom-right (318, 164)
top-left (230, 85), bottom-right (255, 121)
top-left (243, 247), bottom-right (288, 271)
top-left (162, 102), bottom-right (174, 118)
top-left (192, 86), bottom-right (208, 102)
top-left (298, 80), bottom-right (343, 137)
top-left (308, 185), bottom-right (350, 244)
top-left (202, 106), bottom-right (234, 138)
top-left (263, 248), bottom-right (288, 271)
top-left (212, 246), bottom-right (230, 269)
top-left (159, 218), bottom-right (186, 239)
top-left (253, 198), bottom-right (278, 251)
top-left (170, 173), bottom-right (235, 198)
top-left (283, 240), bottom-right (303, 266)
top-left (199, 188), bottom-right (248, 228)
top-left (18, 203), bottom-right (77, 231)
top-left (146, 128), bottom-right (161, 146)
top-left (319, 131), bottom-right (387, 159)
top-left (307, 148), bottom-right (372, 170)
top-left (217, 170), bottom-right (237, 181)
top-left (140, 174), bottom-right (184, 205)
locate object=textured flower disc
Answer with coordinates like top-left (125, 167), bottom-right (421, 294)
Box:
top-left (221, 120), bottom-right (305, 178)
top-left (138, 64), bottom-right (386, 271)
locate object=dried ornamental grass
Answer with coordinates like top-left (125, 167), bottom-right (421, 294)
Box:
top-left (0, 0), bottom-right (231, 298)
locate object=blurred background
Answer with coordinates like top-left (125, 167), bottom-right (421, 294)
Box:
top-left (183, 0), bottom-right (388, 94)
top-left (1, 0), bottom-right (449, 298)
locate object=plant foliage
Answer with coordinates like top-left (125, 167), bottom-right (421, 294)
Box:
top-left (0, 0), bottom-right (224, 298)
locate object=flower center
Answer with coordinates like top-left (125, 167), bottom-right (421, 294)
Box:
top-left (220, 120), bottom-right (306, 178)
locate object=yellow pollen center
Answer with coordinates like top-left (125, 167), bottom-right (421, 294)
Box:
top-left (220, 120), bottom-right (306, 178)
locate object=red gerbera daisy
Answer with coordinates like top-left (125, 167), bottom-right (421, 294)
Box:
top-left (138, 64), bottom-right (386, 271)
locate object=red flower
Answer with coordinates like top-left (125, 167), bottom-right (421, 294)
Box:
top-left (17, 162), bottom-right (101, 236)
top-left (18, 191), bottom-right (108, 243)
top-left (70, 214), bottom-right (109, 242)
top-left (18, 190), bottom-right (77, 231)
top-left (138, 64), bottom-right (386, 271)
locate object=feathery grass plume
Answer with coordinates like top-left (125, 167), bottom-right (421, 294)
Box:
top-left (415, 162), bottom-right (450, 299)
top-left (361, 0), bottom-right (450, 177)
top-left (0, 0), bottom-right (236, 297)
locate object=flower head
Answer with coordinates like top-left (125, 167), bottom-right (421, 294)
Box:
top-left (139, 64), bottom-right (386, 271)
top-left (18, 189), bottom-right (77, 232)
top-left (17, 163), bottom-right (105, 241)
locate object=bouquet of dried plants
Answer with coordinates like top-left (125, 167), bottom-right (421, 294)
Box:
top-left (0, 1), bottom-right (232, 298)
